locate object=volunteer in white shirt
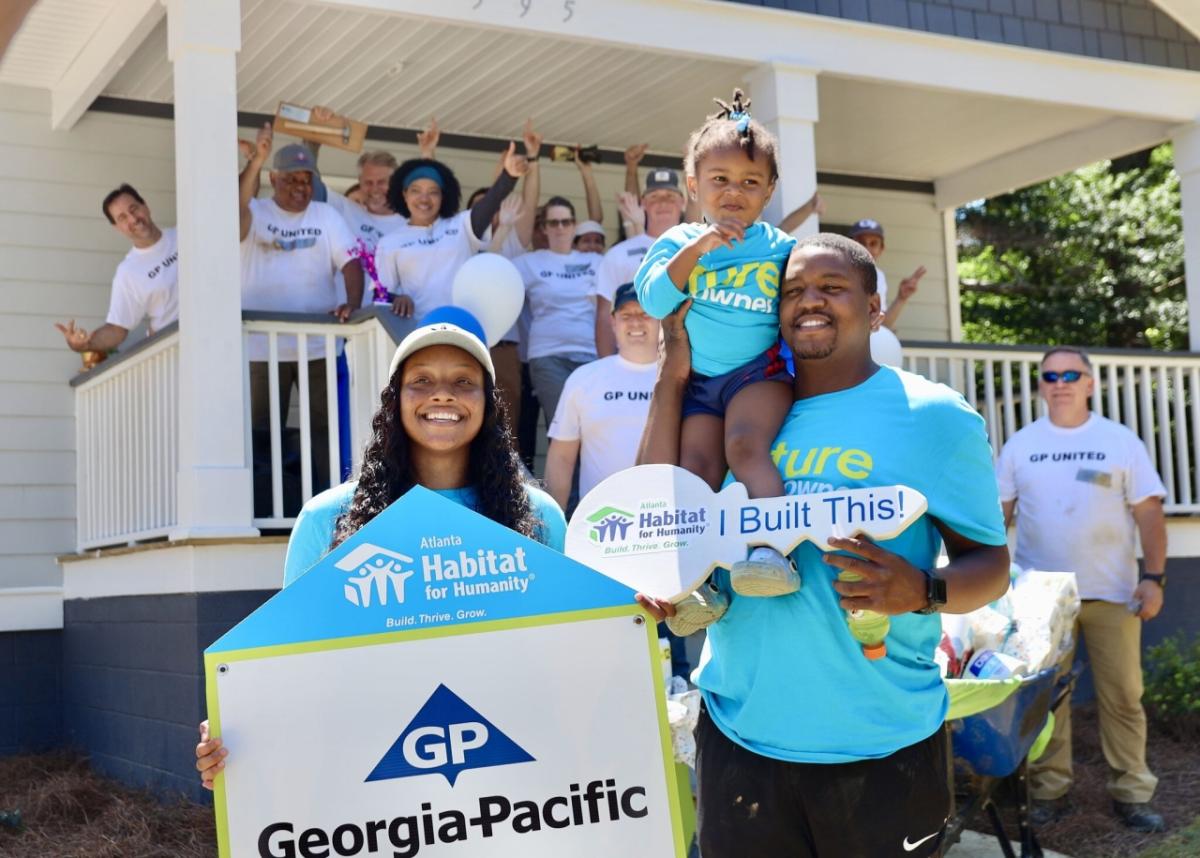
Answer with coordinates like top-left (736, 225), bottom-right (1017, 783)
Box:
top-left (545, 283), bottom-right (659, 507)
top-left (512, 196), bottom-right (602, 427)
top-left (56, 184), bottom-right (179, 355)
top-left (323, 151), bottom-right (406, 307)
top-left (847, 218), bottom-right (926, 332)
top-left (375, 144), bottom-right (528, 323)
top-left (996, 346), bottom-right (1168, 834)
top-left (592, 168), bottom-right (686, 356)
top-left (239, 124), bottom-right (365, 505)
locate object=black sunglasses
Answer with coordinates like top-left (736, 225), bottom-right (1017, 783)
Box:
top-left (1041, 370), bottom-right (1087, 383)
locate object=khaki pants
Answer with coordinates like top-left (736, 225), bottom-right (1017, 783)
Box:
top-left (1030, 599), bottom-right (1158, 803)
top-left (490, 342), bottom-right (521, 435)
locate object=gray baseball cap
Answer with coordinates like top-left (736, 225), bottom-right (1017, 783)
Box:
top-left (273, 143), bottom-right (320, 175)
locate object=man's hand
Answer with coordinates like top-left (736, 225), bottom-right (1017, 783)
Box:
top-left (1132, 578), bottom-right (1164, 621)
top-left (690, 219), bottom-right (745, 255)
top-left (331, 303), bottom-right (354, 323)
top-left (522, 118), bottom-right (542, 160)
top-left (311, 105), bottom-right (336, 124)
top-left (573, 145), bottom-right (592, 173)
top-left (898, 266), bottom-right (926, 301)
top-left (195, 719), bottom-right (227, 791)
top-left (624, 143), bottom-right (648, 167)
top-left (253, 122), bottom-right (273, 163)
top-left (497, 194), bottom-right (523, 227)
top-left (617, 192), bottom-right (645, 233)
top-left (55, 320), bottom-right (90, 352)
top-left (635, 593), bottom-right (676, 622)
top-left (502, 141), bottom-right (529, 179)
top-left (826, 535), bottom-right (929, 615)
top-left (417, 117), bottom-right (440, 159)
top-left (659, 299), bottom-right (692, 385)
top-left (391, 294), bottom-right (414, 318)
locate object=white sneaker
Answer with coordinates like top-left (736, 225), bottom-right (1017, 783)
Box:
top-left (666, 580), bottom-right (729, 637)
top-left (730, 546), bottom-right (800, 597)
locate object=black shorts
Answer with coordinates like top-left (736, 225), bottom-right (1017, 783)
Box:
top-left (695, 705), bottom-right (950, 858)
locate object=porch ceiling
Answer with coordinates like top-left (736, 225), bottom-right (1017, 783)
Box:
top-left (2, 0), bottom-right (1188, 189)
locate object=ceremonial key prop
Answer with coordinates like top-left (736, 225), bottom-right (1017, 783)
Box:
top-left (566, 465), bottom-right (929, 601)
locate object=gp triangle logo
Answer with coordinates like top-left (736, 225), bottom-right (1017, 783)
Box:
top-left (366, 684), bottom-right (535, 786)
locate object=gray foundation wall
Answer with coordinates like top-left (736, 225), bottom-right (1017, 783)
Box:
top-left (0, 630), bottom-right (61, 755)
top-left (61, 590), bottom-right (275, 802)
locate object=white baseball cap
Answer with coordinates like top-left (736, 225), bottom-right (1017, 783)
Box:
top-left (388, 307), bottom-right (495, 381)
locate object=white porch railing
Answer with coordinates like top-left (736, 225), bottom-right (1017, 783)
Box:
top-left (74, 324), bottom-right (180, 549)
top-left (904, 343), bottom-right (1200, 515)
top-left (71, 309), bottom-right (412, 550)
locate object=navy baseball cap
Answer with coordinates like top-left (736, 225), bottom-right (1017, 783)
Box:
top-left (611, 283), bottom-right (640, 313)
top-left (644, 168), bottom-right (682, 196)
top-left (273, 143), bottom-right (320, 175)
top-left (849, 218), bottom-right (883, 238)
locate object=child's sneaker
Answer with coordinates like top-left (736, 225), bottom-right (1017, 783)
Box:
top-left (730, 546), bottom-right (800, 596)
top-left (666, 580), bottom-right (729, 637)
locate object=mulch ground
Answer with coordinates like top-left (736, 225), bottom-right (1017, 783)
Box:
top-left (0, 754), bottom-right (216, 858)
top-left (0, 703), bottom-right (1195, 857)
top-left (967, 702), bottom-right (1200, 858)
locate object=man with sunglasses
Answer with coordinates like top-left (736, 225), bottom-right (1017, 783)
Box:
top-left (996, 346), bottom-right (1167, 833)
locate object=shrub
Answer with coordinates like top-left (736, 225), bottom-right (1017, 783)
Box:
top-left (1143, 632), bottom-right (1200, 741)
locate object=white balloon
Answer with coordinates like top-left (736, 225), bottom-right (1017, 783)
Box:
top-left (870, 326), bottom-right (904, 368)
top-left (450, 253), bottom-right (525, 347)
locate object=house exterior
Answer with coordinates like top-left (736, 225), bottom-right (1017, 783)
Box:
top-left (2, 0), bottom-right (1199, 800)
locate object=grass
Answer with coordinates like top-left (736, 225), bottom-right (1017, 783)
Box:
top-left (1133, 816), bottom-right (1200, 858)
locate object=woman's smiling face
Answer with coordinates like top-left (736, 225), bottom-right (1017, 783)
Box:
top-left (403, 178), bottom-right (443, 226)
top-left (398, 344), bottom-right (486, 453)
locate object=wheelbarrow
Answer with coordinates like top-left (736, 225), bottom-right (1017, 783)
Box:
top-left (942, 664), bottom-right (1080, 858)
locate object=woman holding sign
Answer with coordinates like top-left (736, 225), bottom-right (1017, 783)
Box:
top-left (195, 303), bottom-right (566, 789)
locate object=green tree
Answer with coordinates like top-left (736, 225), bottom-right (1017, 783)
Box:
top-left (957, 144), bottom-right (1186, 350)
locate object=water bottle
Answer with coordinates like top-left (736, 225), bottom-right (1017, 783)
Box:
top-left (837, 569), bottom-right (889, 660)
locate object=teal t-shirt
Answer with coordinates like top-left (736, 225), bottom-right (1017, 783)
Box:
top-left (634, 221), bottom-right (795, 377)
top-left (699, 367), bottom-right (1007, 763)
top-left (282, 481), bottom-right (567, 588)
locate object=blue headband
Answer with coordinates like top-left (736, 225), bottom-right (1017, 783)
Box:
top-left (729, 111), bottom-right (751, 134)
top-left (403, 165), bottom-right (445, 190)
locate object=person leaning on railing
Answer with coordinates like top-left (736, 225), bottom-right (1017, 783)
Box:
top-left (194, 309), bottom-right (567, 789)
top-left (55, 184), bottom-right (179, 366)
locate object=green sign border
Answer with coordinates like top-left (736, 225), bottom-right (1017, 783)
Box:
top-left (205, 603), bottom-right (686, 857)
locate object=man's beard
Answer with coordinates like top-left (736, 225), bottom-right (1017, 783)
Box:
top-left (791, 330), bottom-right (837, 361)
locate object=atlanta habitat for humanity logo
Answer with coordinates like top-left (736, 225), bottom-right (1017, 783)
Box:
top-left (335, 544), bottom-right (416, 608)
top-left (586, 506), bottom-right (635, 544)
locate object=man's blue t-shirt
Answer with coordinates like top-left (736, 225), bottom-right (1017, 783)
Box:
top-left (283, 481), bottom-right (567, 587)
top-left (699, 366), bottom-right (1007, 763)
top-left (634, 222), bottom-right (795, 377)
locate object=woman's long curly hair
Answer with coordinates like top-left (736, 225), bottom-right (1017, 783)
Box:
top-left (330, 363), bottom-right (539, 549)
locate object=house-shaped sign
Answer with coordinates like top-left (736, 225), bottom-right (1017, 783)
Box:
top-left (204, 486), bottom-right (685, 858)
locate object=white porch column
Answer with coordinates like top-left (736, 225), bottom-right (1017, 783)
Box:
top-left (744, 63), bottom-right (820, 236)
top-left (1174, 122), bottom-right (1200, 351)
top-left (167, 0), bottom-right (257, 539)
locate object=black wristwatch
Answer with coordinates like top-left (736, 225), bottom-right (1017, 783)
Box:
top-left (1139, 572), bottom-right (1167, 591)
top-left (915, 569), bottom-right (948, 615)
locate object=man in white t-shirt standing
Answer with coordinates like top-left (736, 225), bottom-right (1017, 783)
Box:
top-left (239, 123), bottom-right (364, 508)
top-left (592, 168), bottom-right (685, 356)
top-left (56, 184), bottom-right (179, 356)
top-left (544, 283), bottom-right (659, 509)
top-left (996, 346), bottom-right (1168, 833)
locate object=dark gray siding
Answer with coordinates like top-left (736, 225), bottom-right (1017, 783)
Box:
top-left (730, 0), bottom-right (1200, 71)
top-left (61, 590), bottom-right (274, 802)
top-left (0, 630), bottom-right (61, 755)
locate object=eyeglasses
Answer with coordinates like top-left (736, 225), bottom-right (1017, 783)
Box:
top-left (544, 218), bottom-right (575, 229)
top-left (1041, 370), bottom-right (1088, 384)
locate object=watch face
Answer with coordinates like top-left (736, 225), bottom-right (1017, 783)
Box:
top-left (929, 575), bottom-right (947, 606)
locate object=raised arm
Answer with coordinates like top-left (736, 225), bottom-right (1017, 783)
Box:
top-left (882, 266), bottom-right (926, 331)
top-left (240, 122), bottom-right (272, 240)
top-left (575, 148), bottom-right (603, 224)
top-left (516, 119), bottom-right (542, 248)
top-left (417, 117), bottom-right (440, 160)
top-left (624, 143), bottom-right (647, 197)
top-left (489, 194), bottom-right (524, 253)
top-left (469, 143), bottom-right (526, 240)
top-left (637, 300), bottom-right (692, 467)
top-left (778, 190), bottom-right (824, 235)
